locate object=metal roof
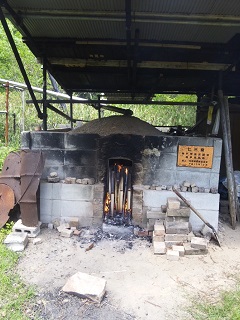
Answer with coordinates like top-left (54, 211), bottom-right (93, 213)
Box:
top-left (2, 0), bottom-right (240, 98)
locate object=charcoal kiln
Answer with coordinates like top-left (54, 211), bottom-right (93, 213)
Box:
top-left (21, 115), bottom-right (222, 232)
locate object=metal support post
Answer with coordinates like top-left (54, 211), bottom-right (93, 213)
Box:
top-left (42, 58), bottom-right (47, 130)
top-left (70, 91), bottom-right (73, 129)
top-left (5, 81), bottom-right (9, 146)
top-left (218, 89), bottom-right (238, 228)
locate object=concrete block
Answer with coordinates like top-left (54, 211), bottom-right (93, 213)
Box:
top-left (153, 231), bottom-right (165, 242)
top-left (165, 220), bottom-right (189, 234)
top-left (167, 197), bottom-right (181, 209)
top-left (189, 209), bottom-right (219, 233)
top-left (164, 234), bottom-right (188, 242)
top-left (153, 241), bottom-right (166, 255)
top-left (152, 168), bottom-right (177, 186)
top-left (40, 183), bottom-right (53, 200)
top-left (12, 219), bottom-right (41, 238)
top-left (61, 184), bottom-right (94, 201)
top-left (61, 229), bottom-right (74, 238)
top-left (191, 237), bottom-right (208, 250)
top-left (147, 211), bottom-right (166, 219)
top-left (65, 133), bottom-right (98, 150)
top-left (143, 190), bottom-right (174, 207)
top-left (39, 214), bottom-right (51, 224)
top-left (62, 271), bottom-right (106, 303)
top-left (184, 243), bottom-right (208, 255)
top-left (154, 222), bottom-right (165, 236)
top-left (166, 249), bottom-right (179, 261)
top-left (172, 245), bottom-right (185, 257)
top-left (4, 232), bottom-right (28, 252)
top-left (184, 192), bottom-right (220, 210)
top-left (40, 198), bottom-right (53, 217)
top-left (165, 240), bottom-right (184, 248)
top-left (166, 207), bottom-right (190, 217)
top-left (61, 201), bottom-right (93, 218)
top-left (52, 200), bottom-right (62, 217)
top-left (52, 183), bottom-right (63, 200)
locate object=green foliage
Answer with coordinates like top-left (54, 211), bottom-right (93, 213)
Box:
top-left (0, 243), bottom-right (35, 320)
top-left (190, 284), bottom-right (240, 320)
top-left (0, 223), bottom-right (35, 320)
top-left (0, 221), bottom-right (14, 243)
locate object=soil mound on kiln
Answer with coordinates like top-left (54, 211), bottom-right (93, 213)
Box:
top-left (70, 115), bottom-right (162, 136)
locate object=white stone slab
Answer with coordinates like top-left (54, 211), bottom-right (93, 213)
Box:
top-left (62, 272), bottom-right (106, 303)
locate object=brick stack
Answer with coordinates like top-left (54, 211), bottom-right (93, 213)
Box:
top-left (152, 197), bottom-right (208, 259)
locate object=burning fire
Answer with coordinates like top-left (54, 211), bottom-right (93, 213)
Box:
top-left (104, 162), bottom-right (132, 224)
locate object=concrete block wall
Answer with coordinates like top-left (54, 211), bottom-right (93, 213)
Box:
top-left (22, 131), bottom-right (98, 180)
top-left (142, 136), bottom-right (222, 188)
top-left (143, 189), bottom-right (219, 232)
top-left (40, 182), bottom-right (103, 227)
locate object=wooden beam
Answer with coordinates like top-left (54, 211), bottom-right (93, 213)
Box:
top-left (218, 90), bottom-right (238, 228)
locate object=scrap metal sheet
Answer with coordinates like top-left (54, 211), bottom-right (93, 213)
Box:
top-left (20, 150), bottom-right (44, 227)
top-left (0, 184), bottom-right (14, 228)
top-left (0, 151), bottom-right (21, 201)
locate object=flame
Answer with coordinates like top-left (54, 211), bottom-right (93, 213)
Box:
top-left (125, 167), bottom-right (128, 175)
top-left (117, 164), bottom-right (123, 172)
top-left (104, 192), bottom-right (110, 214)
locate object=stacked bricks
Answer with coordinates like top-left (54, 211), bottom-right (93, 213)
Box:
top-left (146, 204), bottom-right (166, 236)
top-left (152, 197), bottom-right (209, 258)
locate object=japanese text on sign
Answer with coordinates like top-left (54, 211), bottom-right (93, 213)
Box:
top-left (177, 145), bottom-right (213, 168)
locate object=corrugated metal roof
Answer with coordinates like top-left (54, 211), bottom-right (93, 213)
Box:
top-left (3, 0), bottom-right (240, 96)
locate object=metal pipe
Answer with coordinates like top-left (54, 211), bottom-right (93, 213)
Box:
top-left (21, 90), bottom-right (25, 132)
top-left (0, 6), bottom-right (43, 119)
top-left (27, 98), bottom-right (206, 106)
top-left (46, 103), bottom-right (76, 123)
top-left (42, 58), bottom-right (47, 130)
top-left (69, 91), bottom-right (73, 129)
top-left (5, 81), bottom-right (9, 146)
top-left (16, 9), bottom-right (240, 27)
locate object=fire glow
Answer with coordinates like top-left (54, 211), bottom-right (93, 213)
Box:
top-left (104, 161), bottom-right (132, 225)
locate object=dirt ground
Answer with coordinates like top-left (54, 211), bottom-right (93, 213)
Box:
top-left (16, 220), bottom-right (240, 320)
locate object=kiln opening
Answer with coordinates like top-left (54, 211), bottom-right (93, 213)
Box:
top-left (104, 158), bottom-right (133, 225)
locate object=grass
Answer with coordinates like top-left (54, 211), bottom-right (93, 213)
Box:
top-left (0, 224), bottom-right (36, 320)
top-left (190, 284), bottom-right (240, 320)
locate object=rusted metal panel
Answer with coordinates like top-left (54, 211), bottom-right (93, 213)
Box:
top-left (0, 184), bottom-right (14, 228)
top-left (19, 150), bottom-right (44, 227)
top-left (0, 151), bottom-right (21, 202)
